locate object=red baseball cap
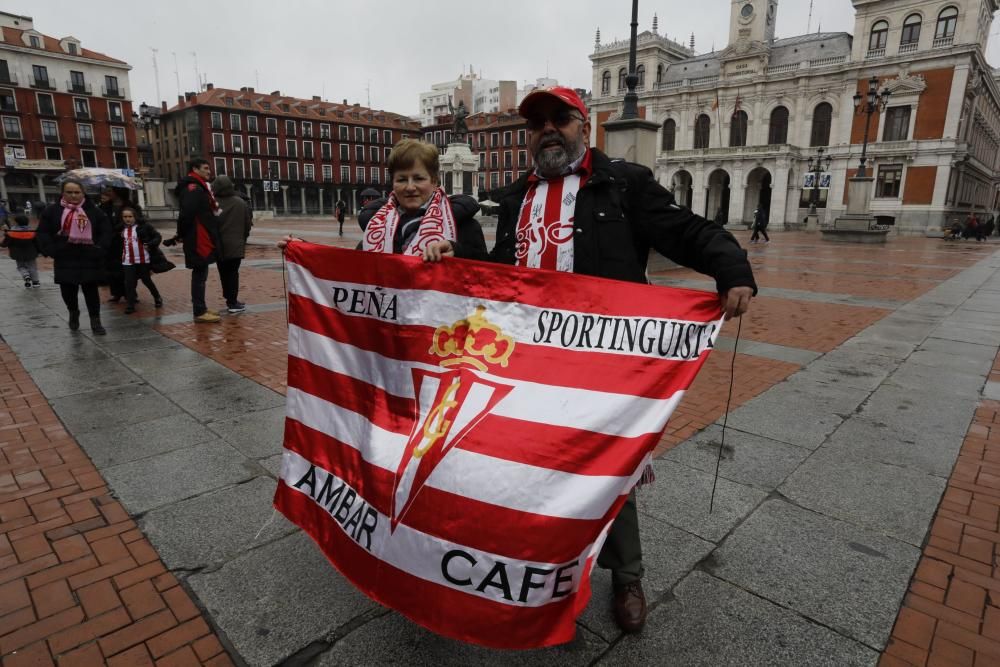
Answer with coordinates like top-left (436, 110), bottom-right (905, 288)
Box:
top-left (518, 86), bottom-right (588, 120)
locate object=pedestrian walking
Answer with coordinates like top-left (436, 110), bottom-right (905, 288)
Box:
top-left (749, 207), bottom-right (770, 244)
top-left (35, 179), bottom-right (112, 335)
top-left (966, 211), bottom-right (984, 242)
top-left (1, 214), bottom-right (40, 287)
top-left (213, 175), bottom-right (253, 314)
top-left (169, 158), bottom-right (222, 323)
top-left (119, 207), bottom-right (163, 314)
top-left (0, 199), bottom-right (9, 227)
top-left (424, 86), bottom-right (756, 634)
top-left (99, 186), bottom-right (136, 303)
top-left (335, 199), bottom-right (346, 236)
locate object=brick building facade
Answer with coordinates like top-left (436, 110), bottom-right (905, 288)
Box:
top-left (0, 12), bottom-right (138, 209)
top-left (150, 87), bottom-right (420, 214)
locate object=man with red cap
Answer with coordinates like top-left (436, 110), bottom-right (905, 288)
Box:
top-left (427, 86), bottom-right (756, 634)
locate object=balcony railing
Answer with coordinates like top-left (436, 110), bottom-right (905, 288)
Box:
top-left (111, 138), bottom-right (127, 147)
top-left (933, 35), bottom-right (954, 48)
top-left (102, 85), bottom-right (125, 99)
top-left (109, 114), bottom-right (125, 123)
top-left (898, 42), bottom-right (919, 55)
top-left (4, 129), bottom-right (22, 140)
top-left (78, 136), bottom-right (94, 145)
top-left (37, 104), bottom-right (57, 117)
top-left (66, 81), bottom-right (92, 95)
top-left (41, 133), bottom-right (60, 143)
top-left (322, 154), bottom-right (332, 162)
top-left (74, 109), bottom-right (90, 120)
top-left (323, 175), bottom-right (334, 182)
top-left (31, 78), bottom-right (56, 91)
top-left (0, 73), bottom-right (17, 85)
top-left (865, 47), bottom-right (886, 59)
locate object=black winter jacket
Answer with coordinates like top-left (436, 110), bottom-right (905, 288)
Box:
top-left (174, 175), bottom-right (221, 268)
top-left (1, 227), bottom-right (39, 262)
top-left (358, 194), bottom-right (488, 260)
top-left (36, 201), bottom-right (111, 284)
top-left (490, 149), bottom-right (757, 295)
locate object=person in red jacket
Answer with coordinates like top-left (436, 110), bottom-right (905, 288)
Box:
top-left (169, 158), bottom-right (222, 323)
top-left (1, 214), bottom-right (39, 287)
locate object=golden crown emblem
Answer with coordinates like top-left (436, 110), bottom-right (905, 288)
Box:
top-left (429, 306), bottom-right (515, 372)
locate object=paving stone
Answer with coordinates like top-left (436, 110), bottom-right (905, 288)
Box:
top-left (827, 415), bottom-right (967, 478)
top-left (854, 384), bottom-right (976, 445)
top-left (910, 338), bottom-right (997, 370)
top-left (188, 532), bottom-right (377, 667)
top-left (795, 349), bottom-right (900, 391)
top-left (635, 460), bottom-right (767, 542)
top-left (141, 363), bottom-right (243, 394)
top-left (92, 334), bottom-right (184, 356)
top-left (929, 325), bottom-right (1000, 346)
top-left (780, 446), bottom-right (947, 546)
top-left (50, 384), bottom-right (182, 433)
top-left (117, 346), bottom-right (215, 375)
top-left (578, 513), bottom-right (714, 642)
top-left (102, 440), bottom-right (256, 514)
top-left (208, 406), bottom-right (287, 459)
top-left (718, 379), bottom-right (867, 450)
top-left (662, 424), bottom-right (810, 491)
top-left (837, 337), bottom-right (916, 361)
top-left (15, 342), bottom-right (112, 369)
top-left (167, 377), bottom-right (285, 421)
top-left (984, 381), bottom-right (1000, 400)
top-left (885, 360), bottom-right (986, 399)
top-left (27, 358), bottom-right (142, 399)
top-left (76, 413), bottom-right (221, 469)
top-left (314, 611), bottom-right (606, 666)
top-left (259, 454), bottom-right (284, 478)
top-left (711, 499), bottom-right (921, 649)
top-left (598, 572), bottom-right (877, 666)
top-left (140, 477), bottom-right (295, 570)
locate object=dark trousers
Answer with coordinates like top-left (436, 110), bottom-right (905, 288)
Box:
top-left (750, 226), bottom-right (770, 242)
top-left (217, 258), bottom-right (242, 306)
top-left (597, 492), bottom-right (644, 586)
top-left (123, 264), bottom-right (161, 306)
top-left (191, 265), bottom-right (209, 316)
top-left (59, 282), bottom-right (100, 317)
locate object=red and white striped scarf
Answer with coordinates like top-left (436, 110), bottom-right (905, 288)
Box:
top-left (362, 187), bottom-right (456, 256)
top-left (514, 150), bottom-right (591, 272)
top-left (188, 172), bottom-right (221, 216)
top-left (121, 224), bottom-right (148, 265)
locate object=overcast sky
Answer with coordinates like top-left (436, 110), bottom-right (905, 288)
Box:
top-left (10, 0), bottom-right (1000, 116)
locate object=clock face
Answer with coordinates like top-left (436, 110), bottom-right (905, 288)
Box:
top-left (741, 3), bottom-right (754, 18)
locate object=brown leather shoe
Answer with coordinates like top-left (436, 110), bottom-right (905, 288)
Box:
top-left (612, 580), bottom-right (647, 633)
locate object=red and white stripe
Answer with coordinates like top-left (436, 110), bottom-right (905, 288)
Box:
top-left (121, 225), bottom-right (148, 265)
top-left (513, 175), bottom-right (580, 272)
top-left (274, 242), bottom-right (722, 649)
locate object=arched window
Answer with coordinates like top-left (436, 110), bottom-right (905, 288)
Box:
top-left (810, 102), bottom-right (833, 147)
top-left (729, 110), bottom-right (748, 147)
top-left (901, 14), bottom-right (922, 46)
top-left (618, 68), bottom-right (627, 91)
top-left (656, 64), bottom-right (664, 85)
top-left (869, 20), bottom-right (889, 51)
top-left (636, 64), bottom-right (646, 88)
top-left (662, 118), bottom-right (676, 151)
top-left (601, 70), bottom-right (611, 95)
top-left (694, 114), bottom-right (711, 149)
top-left (936, 6), bottom-right (958, 40)
top-left (768, 106), bottom-right (789, 144)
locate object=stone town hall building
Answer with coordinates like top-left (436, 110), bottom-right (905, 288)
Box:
top-left (589, 0), bottom-right (1000, 233)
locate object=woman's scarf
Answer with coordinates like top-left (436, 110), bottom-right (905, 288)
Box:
top-left (362, 187), bottom-right (457, 256)
top-left (59, 198), bottom-right (94, 245)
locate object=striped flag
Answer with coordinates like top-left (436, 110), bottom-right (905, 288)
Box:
top-left (274, 242), bottom-right (724, 649)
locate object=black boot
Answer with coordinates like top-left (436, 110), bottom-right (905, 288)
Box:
top-left (90, 315), bottom-right (106, 336)
top-left (68, 310), bottom-right (80, 331)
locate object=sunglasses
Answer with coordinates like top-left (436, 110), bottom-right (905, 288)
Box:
top-left (525, 109), bottom-right (584, 131)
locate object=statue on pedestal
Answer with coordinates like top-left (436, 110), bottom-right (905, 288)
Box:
top-left (449, 99), bottom-right (469, 142)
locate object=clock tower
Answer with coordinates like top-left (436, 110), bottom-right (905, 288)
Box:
top-left (729, 0), bottom-right (778, 47)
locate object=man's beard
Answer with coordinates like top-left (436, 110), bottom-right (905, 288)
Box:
top-left (533, 131), bottom-right (585, 177)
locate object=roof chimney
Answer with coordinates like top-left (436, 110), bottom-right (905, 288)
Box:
top-left (184, 92), bottom-right (195, 102)
top-left (240, 86), bottom-right (248, 92)
top-left (206, 83), bottom-right (213, 90)
top-left (161, 101), bottom-right (168, 112)
top-left (312, 95), bottom-right (321, 101)
top-left (343, 98), bottom-right (348, 105)
top-left (270, 90), bottom-right (281, 96)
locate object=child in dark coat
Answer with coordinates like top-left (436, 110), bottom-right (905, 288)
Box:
top-left (119, 207), bottom-right (164, 314)
top-left (1, 214), bottom-right (40, 287)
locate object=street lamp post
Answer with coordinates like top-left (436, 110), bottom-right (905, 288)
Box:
top-left (265, 167), bottom-right (275, 214)
top-left (621, 0), bottom-right (641, 120)
top-left (807, 147), bottom-right (832, 215)
top-left (852, 76), bottom-right (891, 178)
